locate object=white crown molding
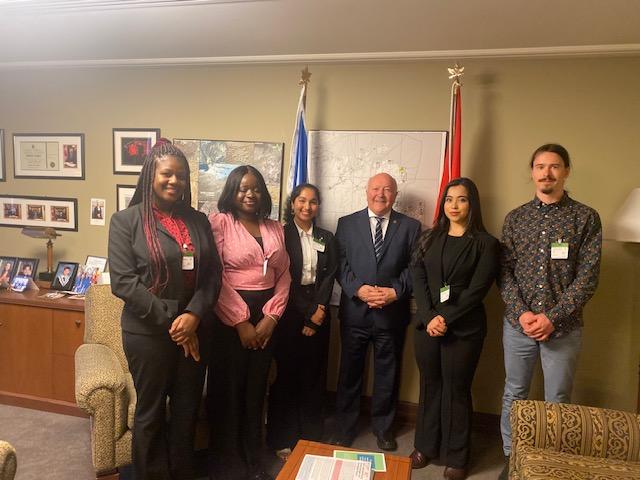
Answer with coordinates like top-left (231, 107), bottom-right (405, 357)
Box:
top-left (1, 44), bottom-right (639, 70)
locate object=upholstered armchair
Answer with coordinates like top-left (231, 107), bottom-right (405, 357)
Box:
top-left (510, 400), bottom-right (640, 479)
top-left (0, 440), bottom-right (16, 480)
top-left (75, 285), bottom-right (134, 478)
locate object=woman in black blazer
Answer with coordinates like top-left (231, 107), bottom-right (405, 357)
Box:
top-left (109, 139), bottom-right (222, 480)
top-left (409, 177), bottom-right (499, 480)
top-left (266, 183), bottom-right (338, 459)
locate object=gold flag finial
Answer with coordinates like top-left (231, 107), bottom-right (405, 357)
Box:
top-left (447, 63), bottom-right (464, 86)
top-left (299, 66), bottom-right (311, 86)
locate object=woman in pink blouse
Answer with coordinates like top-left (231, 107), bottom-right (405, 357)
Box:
top-left (207, 165), bottom-right (291, 480)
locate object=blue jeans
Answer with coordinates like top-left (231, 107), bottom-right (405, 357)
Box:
top-left (500, 318), bottom-right (582, 456)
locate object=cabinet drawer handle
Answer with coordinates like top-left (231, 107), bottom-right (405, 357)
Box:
top-left (75, 319), bottom-right (82, 327)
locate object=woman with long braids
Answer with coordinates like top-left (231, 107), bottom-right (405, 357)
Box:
top-left (109, 139), bottom-right (222, 480)
top-left (207, 165), bottom-right (290, 480)
top-left (409, 177), bottom-right (499, 480)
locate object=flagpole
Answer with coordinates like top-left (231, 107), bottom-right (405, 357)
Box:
top-left (447, 63), bottom-right (464, 178)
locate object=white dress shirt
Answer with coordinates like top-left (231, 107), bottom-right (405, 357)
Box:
top-left (367, 208), bottom-right (391, 243)
top-left (294, 220), bottom-right (318, 285)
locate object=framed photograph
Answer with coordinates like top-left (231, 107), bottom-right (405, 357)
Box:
top-left (0, 256), bottom-right (17, 284)
top-left (113, 128), bottom-right (160, 174)
top-left (117, 184), bottom-right (136, 211)
top-left (90, 198), bottom-right (106, 226)
top-left (0, 129), bottom-right (5, 182)
top-left (15, 257), bottom-right (39, 279)
top-left (0, 195), bottom-right (78, 230)
top-left (51, 261), bottom-right (78, 291)
top-left (13, 133), bottom-right (84, 179)
top-left (71, 265), bottom-right (98, 295)
top-left (85, 255), bottom-right (108, 272)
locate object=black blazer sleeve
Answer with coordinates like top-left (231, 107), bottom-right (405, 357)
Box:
top-left (108, 208), bottom-right (179, 328)
top-left (410, 232), bottom-right (440, 329)
top-left (436, 233), bottom-right (500, 327)
top-left (307, 229), bottom-right (338, 319)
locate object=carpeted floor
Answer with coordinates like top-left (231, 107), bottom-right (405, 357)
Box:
top-left (0, 404), bottom-right (505, 479)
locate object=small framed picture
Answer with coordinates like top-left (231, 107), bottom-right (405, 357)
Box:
top-left (13, 133), bottom-right (85, 179)
top-left (90, 198), bottom-right (106, 226)
top-left (85, 255), bottom-right (108, 272)
top-left (117, 184), bottom-right (136, 211)
top-left (113, 128), bottom-right (160, 174)
top-left (15, 257), bottom-right (39, 279)
top-left (0, 195), bottom-right (78, 230)
top-left (0, 256), bottom-right (17, 285)
top-left (51, 261), bottom-right (79, 291)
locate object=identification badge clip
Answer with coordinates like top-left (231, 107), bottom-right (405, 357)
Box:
top-left (181, 244), bottom-right (194, 270)
top-left (551, 240), bottom-right (569, 260)
top-left (263, 258), bottom-right (268, 277)
top-left (440, 284), bottom-right (450, 303)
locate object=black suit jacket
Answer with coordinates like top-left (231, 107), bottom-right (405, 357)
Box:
top-left (108, 203), bottom-right (222, 335)
top-left (410, 229), bottom-right (499, 338)
top-left (336, 208), bottom-right (421, 330)
top-left (284, 223), bottom-right (338, 323)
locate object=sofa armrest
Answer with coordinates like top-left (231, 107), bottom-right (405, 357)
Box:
top-left (511, 400), bottom-right (640, 462)
top-left (0, 440), bottom-right (17, 480)
top-left (75, 344), bottom-right (132, 474)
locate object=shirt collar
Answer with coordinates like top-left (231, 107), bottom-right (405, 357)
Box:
top-left (367, 208), bottom-right (391, 221)
top-left (531, 191), bottom-right (570, 209)
top-left (293, 219), bottom-right (313, 237)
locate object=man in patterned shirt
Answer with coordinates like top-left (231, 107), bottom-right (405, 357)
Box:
top-left (498, 143), bottom-right (602, 480)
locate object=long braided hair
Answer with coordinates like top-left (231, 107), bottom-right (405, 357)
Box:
top-left (129, 138), bottom-right (192, 294)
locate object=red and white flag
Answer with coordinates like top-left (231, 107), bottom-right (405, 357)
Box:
top-left (434, 81), bottom-right (462, 222)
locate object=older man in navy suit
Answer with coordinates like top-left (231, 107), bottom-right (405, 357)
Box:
top-left (331, 172), bottom-right (421, 451)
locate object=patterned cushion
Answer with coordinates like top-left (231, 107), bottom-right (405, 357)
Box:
top-left (517, 445), bottom-right (640, 480)
top-left (0, 440), bottom-right (17, 480)
top-left (511, 400), bottom-right (640, 480)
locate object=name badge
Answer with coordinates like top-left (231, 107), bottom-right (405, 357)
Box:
top-left (551, 242), bottom-right (569, 260)
top-left (440, 284), bottom-right (450, 303)
top-left (312, 239), bottom-right (325, 252)
top-left (182, 252), bottom-right (194, 270)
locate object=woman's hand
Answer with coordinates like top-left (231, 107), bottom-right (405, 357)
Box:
top-left (255, 315), bottom-right (277, 348)
top-left (302, 306), bottom-right (325, 336)
top-left (179, 334), bottom-right (201, 362)
top-left (426, 315), bottom-right (447, 337)
top-left (236, 321), bottom-right (260, 350)
top-left (169, 312), bottom-right (200, 344)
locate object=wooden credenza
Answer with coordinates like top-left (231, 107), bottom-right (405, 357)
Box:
top-left (0, 288), bottom-right (87, 416)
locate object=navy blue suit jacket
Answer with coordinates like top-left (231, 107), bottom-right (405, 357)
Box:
top-left (336, 208), bottom-right (421, 330)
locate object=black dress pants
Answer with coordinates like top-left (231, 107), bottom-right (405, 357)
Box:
top-left (335, 322), bottom-right (406, 440)
top-left (207, 289), bottom-right (274, 480)
top-left (122, 330), bottom-right (208, 480)
top-left (266, 285), bottom-right (330, 450)
top-left (413, 330), bottom-right (484, 468)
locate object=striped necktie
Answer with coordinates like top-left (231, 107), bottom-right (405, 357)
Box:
top-left (374, 216), bottom-right (384, 259)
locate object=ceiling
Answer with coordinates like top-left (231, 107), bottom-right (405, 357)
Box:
top-left (1, 0), bottom-right (639, 68)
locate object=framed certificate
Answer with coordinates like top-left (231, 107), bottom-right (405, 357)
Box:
top-left (13, 133), bottom-right (85, 179)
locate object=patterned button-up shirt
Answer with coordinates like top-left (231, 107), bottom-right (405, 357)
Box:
top-left (499, 192), bottom-right (602, 338)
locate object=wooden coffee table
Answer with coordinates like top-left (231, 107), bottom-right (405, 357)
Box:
top-left (276, 439), bottom-right (411, 479)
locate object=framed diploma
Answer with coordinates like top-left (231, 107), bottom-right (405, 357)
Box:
top-left (13, 133), bottom-right (85, 179)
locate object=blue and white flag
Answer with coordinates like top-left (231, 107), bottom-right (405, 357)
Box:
top-left (288, 83), bottom-right (308, 193)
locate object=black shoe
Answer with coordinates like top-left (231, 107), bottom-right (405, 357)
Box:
top-left (409, 449), bottom-right (429, 469)
top-left (375, 432), bottom-right (397, 451)
top-left (498, 456), bottom-right (509, 480)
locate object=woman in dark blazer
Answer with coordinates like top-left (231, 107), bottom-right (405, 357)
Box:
top-left (109, 139), bottom-right (222, 480)
top-left (266, 183), bottom-right (338, 459)
top-left (409, 177), bottom-right (499, 480)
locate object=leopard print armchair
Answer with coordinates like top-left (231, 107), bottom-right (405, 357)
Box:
top-left (510, 400), bottom-right (640, 479)
top-left (0, 440), bottom-right (16, 480)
